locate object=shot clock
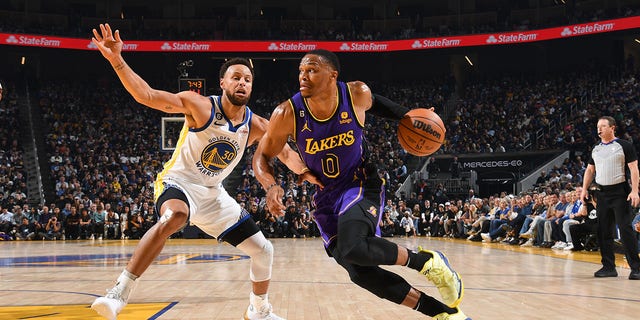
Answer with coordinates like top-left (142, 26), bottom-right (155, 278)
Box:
top-left (179, 78), bottom-right (206, 96)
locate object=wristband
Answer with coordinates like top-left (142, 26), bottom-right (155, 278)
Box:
top-left (300, 167), bottom-right (310, 175)
top-left (266, 183), bottom-right (278, 192)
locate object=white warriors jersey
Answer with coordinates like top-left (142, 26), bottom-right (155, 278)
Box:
top-left (154, 95), bottom-right (252, 198)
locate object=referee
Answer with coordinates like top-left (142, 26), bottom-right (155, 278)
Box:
top-left (580, 116), bottom-right (640, 280)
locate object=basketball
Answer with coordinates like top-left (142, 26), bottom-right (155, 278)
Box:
top-left (397, 108), bottom-right (445, 156)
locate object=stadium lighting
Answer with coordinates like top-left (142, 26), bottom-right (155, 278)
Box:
top-left (20, 56), bottom-right (25, 65)
top-left (465, 55), bottom-right (473, 66)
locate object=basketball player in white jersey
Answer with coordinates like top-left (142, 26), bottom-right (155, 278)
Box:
top-left (90, 23), bottom-right (318, 320)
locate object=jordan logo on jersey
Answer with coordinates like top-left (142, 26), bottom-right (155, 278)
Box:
top-left (196, 139), bottom-right (237, 176)
top-left (301, 121), bottom-right (312, 133)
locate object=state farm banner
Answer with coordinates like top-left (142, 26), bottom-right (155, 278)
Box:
top-left (1, 16), bottom-right (638, 52)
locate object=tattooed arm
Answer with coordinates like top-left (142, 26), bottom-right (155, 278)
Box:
top-left (92, 23), bottom-right (210, 126)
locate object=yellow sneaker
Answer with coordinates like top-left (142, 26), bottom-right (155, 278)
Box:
top-left (418, 248), bottom-right (464, 308)
top-left (433, 307), bottom-right (470, 320)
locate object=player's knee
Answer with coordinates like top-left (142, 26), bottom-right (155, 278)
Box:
top-left (248, 238), bottom-right (273, 282)
top-left (159, 209), bottom-right (188, 231)
top-left (253, 238), bottom-right (274, 264)
top-left (262, 239), bottom-right (274, 258)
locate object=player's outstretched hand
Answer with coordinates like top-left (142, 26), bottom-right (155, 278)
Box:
top-left (92, 23), bottom-right (123, 62)
top-left (266, 185), bottom-right (286, 217)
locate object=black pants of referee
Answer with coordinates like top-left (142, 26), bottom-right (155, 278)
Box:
top-left (596, 183), bottom-right (640, 272)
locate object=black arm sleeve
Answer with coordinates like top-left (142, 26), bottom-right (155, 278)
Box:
top-left (368, 94), bottom-right (410, 120)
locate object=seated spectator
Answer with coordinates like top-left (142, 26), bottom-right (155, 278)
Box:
top-left (457, 202), bottom-right (477, 239)
top-left (79, 208), bottom-right (93, 240)
top-left (292, 211), bottom-right (310, 238)
top-left (65, 206), bottom-right (81, 240)
top-left (481, 198), bottom-right (510, 242)
top-left (442, 203), bottom-right (458, 238)
top-left (557, 189), bottom-right (584, 250)
top-left (380, 210), bottom-right (395, 237)
top-left (104, 207), bottom-right (120, 240)
top-left (0, 205), bottom-right (14, 235)
top-left (519, 194), bottom-right (547, 246)
top-left (14, 217), bottom-right (36, 240)
top-left (544, 191), bottom-right (570, 248)
top-left (127, 213), bottom-right (145, 240)
top-left (399, 210), bottom-right (416, 237)
top-left (140, 202), bottom-right (156, 233)
top-left (258, 209), bottom-right (281, 238)
top-left (120, 205), bottom-right (131, 239)
top-left (569, 190), bottom-right (598, 251)
top-left (39, 215), bottom-right (62, 240)
top-left (91, 204), bottom-right (106, 240)
top-left (429, 204), bottom-right (445, 237)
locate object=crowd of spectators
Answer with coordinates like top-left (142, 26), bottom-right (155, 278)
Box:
top-left (0, 81), bottom-right (29, 241)
top-left (0, 3), bottom-right (638, 41)
top-left (13, 81), bottom-right (165, 241)
top-left (2, 68), bottom-right (640, 246)
top-left (444, 69), bottom-right (640, 155)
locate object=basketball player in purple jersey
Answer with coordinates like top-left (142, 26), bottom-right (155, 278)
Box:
top-left (253, 49), bottom-right (469, 319)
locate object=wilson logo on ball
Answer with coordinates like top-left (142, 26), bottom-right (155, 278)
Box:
top-left (397, 108), bottom-right (445, 157)
top-left (412, 120), bottom-right (442, 140)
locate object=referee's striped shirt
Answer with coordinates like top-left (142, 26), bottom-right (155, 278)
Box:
top-left (589, 138), bottom-right (637, 186)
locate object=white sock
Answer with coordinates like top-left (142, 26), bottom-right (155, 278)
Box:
top-left (250, 292), bottom-right (268, 310)
top-left (119, 269), bottom-right (139, 282)
top-left (110, 270), bottom-right (138, 300)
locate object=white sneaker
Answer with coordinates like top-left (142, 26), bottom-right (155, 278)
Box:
top-left (243, 303), bottom-right (285, 320)
top-left (563, 243), bottom-right (574, 251)
top-left (552, 241), bottom-right (566, 249)
top-left (520, 239), bottom-right (534, 247)
top-left (91, 296), bottom-right (126, 320)
top-left (91, 280), bottom-right (137, 320)
top-left (481, 233), bottom-right (491, 243)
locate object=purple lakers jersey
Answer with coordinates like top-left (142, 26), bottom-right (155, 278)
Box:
top-left (290, 81), bottom-right (371, 245)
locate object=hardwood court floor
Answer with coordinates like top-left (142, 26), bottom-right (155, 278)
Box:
top-left (1, 236), bottom-right (639, 320)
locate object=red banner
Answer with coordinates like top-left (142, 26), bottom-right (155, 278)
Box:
top-left (1, 16), bottom-right (638, 52)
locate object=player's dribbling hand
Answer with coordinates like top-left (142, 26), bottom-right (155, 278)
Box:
top-left (92, 23), bottom-right (123, 62)
top-left (266, 185), bottom-right (286, 217)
